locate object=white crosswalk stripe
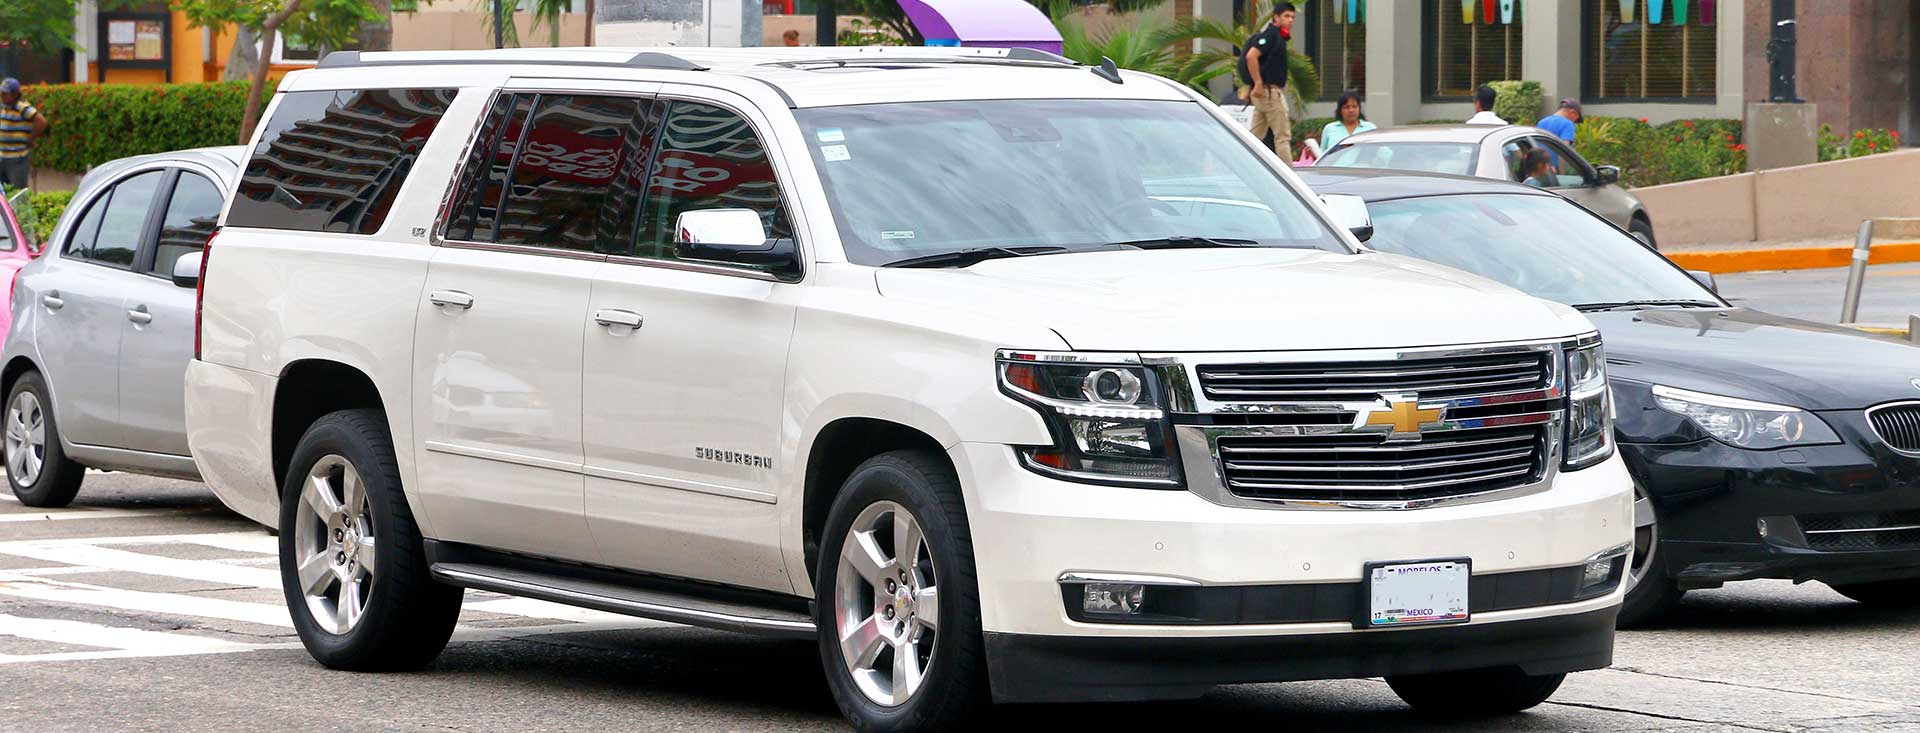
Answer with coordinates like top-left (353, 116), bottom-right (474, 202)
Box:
top-left (0, 513), bottom-right (668, 665)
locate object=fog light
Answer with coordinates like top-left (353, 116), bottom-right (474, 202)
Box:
top-left (1582, 560), bottom-right (1614, 588)
top-left (1757, 518), bottom-right (1770, 539)
top-left (1082, 583), bottom-right (1145, 615)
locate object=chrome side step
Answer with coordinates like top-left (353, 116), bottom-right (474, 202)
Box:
top-left (431, 562), bottom-right (817, 640)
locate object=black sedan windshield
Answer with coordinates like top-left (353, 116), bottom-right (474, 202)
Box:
top-left (1364, 194), bottom-right (1720, 307)
top-left (795, 100), bottom-right (1342, 266)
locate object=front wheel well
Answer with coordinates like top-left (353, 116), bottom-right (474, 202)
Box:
top-left (802, 418), bottom-right (949, 580)
top-left (273, 360), bottom-right (385, 494)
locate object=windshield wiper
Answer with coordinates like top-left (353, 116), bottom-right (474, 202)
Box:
top-left (881, 245), bottom-right (1072, 268)
top-left (1571, 299), bottom-right (1723, 312)
top-left (1109, 235), bottom-right (1262, 250)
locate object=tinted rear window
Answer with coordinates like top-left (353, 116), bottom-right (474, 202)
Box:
top-left (228, 88), bottom-right (457, 235)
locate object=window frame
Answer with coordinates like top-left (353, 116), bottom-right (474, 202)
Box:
top-left (142, 166), bottom-right (225, 280)
top-left (433, 85), bottom-right (807, 284)
top-left (1528, 135), bottom-right (1597, 188)
top-left (63, 166), bottom-right (172, 273)
top-left (1579, 0), bottom-right (1718, 104)
top-left (1421, 0), bottom-right (1525, 102)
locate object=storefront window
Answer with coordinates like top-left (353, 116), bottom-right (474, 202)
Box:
top-left (1423, 0), bottom-right (1522, 100)
top-left (1585, 0), bottom-right (1717, 101)
top-left (1308, 1), bottom-right (1367, 99)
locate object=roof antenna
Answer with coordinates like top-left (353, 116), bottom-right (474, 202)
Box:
top-left (1092, 56), bottom-right (1123, 84)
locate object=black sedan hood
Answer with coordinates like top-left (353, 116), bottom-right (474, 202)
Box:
top-left (1591, 308), bottom-right (1920, 410)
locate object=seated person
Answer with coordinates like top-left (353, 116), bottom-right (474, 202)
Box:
top-left (1520, 148), bottom-right (1554, 188)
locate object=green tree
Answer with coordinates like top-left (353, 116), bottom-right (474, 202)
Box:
top-left (1152, 3), bottom-right (1319, 106)
top-left (1049, 0), bottom-right (1171, 76)
top-left (175, 0), bottom-right (382, 144)
top-left (471, 0), bottom-right (572, 48)
top-left (0, 0), bottom-right (83, 54)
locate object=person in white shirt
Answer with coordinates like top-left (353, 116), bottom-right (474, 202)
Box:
top-left (1465, 85), bottom-right (1507, 125)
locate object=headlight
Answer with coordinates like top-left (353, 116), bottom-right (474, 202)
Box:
top-left (1563, 341), bottom-right (1614, 470)
top-left (997, 351), bottom-right (1180, 488)
top-left (1650, 385), bottom-right (1841, 449)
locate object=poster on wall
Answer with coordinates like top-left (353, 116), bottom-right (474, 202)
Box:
top-left (98, 13), bottom-right (173, 81)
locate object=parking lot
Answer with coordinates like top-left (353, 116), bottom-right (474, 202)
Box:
top-left (0, 472), bottom-right (1914, 732)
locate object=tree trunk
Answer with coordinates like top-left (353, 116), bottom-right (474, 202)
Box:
top-left (223, 26), bottom-right (260, 82)
top-left (239, 1), bottom-right (304, 146)
top-left (361, 0), bottom-right (395, 52)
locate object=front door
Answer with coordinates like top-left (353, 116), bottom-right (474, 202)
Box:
top-left (116, 168), bottom-right (223, 456)
top-left (580, 94), bottom-right (800, 593)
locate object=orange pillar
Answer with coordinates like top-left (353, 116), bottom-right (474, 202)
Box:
top-left (170, 12), bottom-right (207, 83)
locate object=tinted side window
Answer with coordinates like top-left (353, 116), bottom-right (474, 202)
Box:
top-left (62, 192), bottom-right (109, 260)
top-left (151, 173), bottom-right (222, 277)
top-left (229, 88), bottom-right (457, 235)
top-left (1536, 137), bottom-right (1594, 187)
top-left (91, 171), bottom-right (164, 268)
top-left (492, 95), bottom-right (664, 254)
top-left (444, 93), bottom-right (522, 242)
top-left (635, 102), bottom-right (792, 260)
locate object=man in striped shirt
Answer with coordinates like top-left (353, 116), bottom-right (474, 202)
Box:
top-left (1, 79), bottom-right (50, 192)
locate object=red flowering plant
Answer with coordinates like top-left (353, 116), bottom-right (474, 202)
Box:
top-left (1819, 124), bottom-right (1901, 161)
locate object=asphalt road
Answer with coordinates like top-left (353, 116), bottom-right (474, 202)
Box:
top-left (4, 473), bottom-right (1919, 732)
top-left (1717, 264), bottom-right (1920, 327)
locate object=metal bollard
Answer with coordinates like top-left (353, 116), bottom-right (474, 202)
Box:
top-left (1911, 314), bottom-right (1919, 345)
top-left (1840, 219), bottom-right (1873, 324)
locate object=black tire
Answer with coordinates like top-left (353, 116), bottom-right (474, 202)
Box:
top-left (279, 408), bottom-right (462, 671)
top-left (4, 370), bottom-right (85, 508)
top-left (815, 450), bottom-right (988, 733)
top-left (1387, 667), bottom-right (1567, 716)
top-left (1629, 217), bottom-right (1658, 250)
top-left (1829, 579), bottom-right (1920, 609)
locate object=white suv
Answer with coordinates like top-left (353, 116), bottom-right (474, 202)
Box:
top-left (185, 48), bottom-right (1633, 731)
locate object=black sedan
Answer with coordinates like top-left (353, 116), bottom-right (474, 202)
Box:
top-left (1299, 168), bottom-right (1920, 625)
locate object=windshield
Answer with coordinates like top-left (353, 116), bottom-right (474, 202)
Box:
top-left (1319, 142), bottom-right (1477, 175)
top-left (1365, 194), bottom-right (1719, 306)
top-left (794, 100), bottom-right (1342, 266)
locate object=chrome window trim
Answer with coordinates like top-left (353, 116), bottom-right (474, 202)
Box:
top-left (1864, 400), bottom-right (1920, 457)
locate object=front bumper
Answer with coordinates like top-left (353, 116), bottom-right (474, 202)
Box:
top-left (1625, 418), bottom-right (1920, 589)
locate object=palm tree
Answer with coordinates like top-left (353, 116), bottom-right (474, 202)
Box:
top-left (1049, 0), bottom-right (1174, 77)
top-left (475, 0), bottom-right (572, 47)
top-left (1152, 4), bottom-right (1320, 107)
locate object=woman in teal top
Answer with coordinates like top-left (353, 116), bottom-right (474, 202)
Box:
top-left (1318, 91), bottom-right (1376, 152)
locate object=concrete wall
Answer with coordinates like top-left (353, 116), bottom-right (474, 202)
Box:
top-left (1633, 148), bottom-right (1920, 246)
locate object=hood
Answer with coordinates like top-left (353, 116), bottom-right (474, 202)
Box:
top-left (1590, 308), bottom-right (1920, 410)
top-left (873, 249), bottom-right (1591, 352)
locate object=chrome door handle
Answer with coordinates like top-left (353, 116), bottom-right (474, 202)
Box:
top-left (428, 290), bottom-right (474, 310)
top-left (40, 294), bottom-right (63, 310)
top-left (593, 309), bottom-right (643, 330)
top-left (127, 305), bottom-right (152, 325)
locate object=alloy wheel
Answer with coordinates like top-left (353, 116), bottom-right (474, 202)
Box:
top-left (5, 391), bottom-right (46, 485)
top-left (1627, 484), bottom-right (1658, 595)
top-left (293, 455), bottom-right (376, 635)
top-left (835, 500), bottom-right (940, 708)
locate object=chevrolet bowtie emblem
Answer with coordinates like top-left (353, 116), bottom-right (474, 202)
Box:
top-left (1356, 394), bottom-right (1448, 440)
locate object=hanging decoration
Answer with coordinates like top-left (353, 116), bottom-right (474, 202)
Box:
top-left (1333, 0), bottom-right (1345, 24)
top-left (1700, 0), bottom-right (1715, 24)
top-left (1619, 0), bottom-right (1636, 23)
top-left (1500, 0), bottom-right (1516, 24)
top-left (1483, 0), bottom-right (1497, 24)
top-left (1647, 0), bottom-right (1665, 24)
top-left (1672, 0), bottom-right (1688, 24)
top-left (1462, 0), bottom-right (1475, 24)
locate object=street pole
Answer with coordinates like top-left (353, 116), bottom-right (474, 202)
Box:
top-left (816, 0), bottom-right (837, 47)
top-left (1841, 219), bottom-right (1872, 324)
top-left (1767, 0), bottom-right (1800, 102)
top-left (493, 0), bottom-right (505, 49)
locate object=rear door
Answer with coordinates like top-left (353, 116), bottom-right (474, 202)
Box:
top-left (28, 167), bottom-right (167, 448)
top-left (116, 165), bottom-right (225, 455)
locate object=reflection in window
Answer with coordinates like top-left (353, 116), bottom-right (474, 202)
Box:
top-left (229, 88), bottom-right (457, 235)
top-left (445, 94), bottom-right (523, 242)
top-left (92, 171), bottom-right (164, 267)
top-left (151, 173), bottom-right (222, 277)
top-left (1309, 3), bottom-right (1366, 98)
top-left (493, 95), bottom-right (664, 254)
top-left (1424, 0), bottom-right (1522, 100)
top-left (1585, 0), bottom-right (1716, 101)
top-left (636, 102), bottom-right (791, 260)
top-left (63, 193), bottom-right (108, 261)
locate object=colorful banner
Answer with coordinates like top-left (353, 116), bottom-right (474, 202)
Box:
top-left (1483, 0), bottom-right (1496, 24)
top-left (1333, 0), bottom-right (1344, 24)
top-left (1500, 0), bottom-right (1515, 24)
top-left (1700, 0), bottom-right (1715, 24)
top-left (1462, 0), bottom-right (1474, 24)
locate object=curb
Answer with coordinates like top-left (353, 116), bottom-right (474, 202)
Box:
top-left (1664, 242), bottom-right (1920, 274)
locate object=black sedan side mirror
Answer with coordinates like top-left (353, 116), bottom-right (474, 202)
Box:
top-left (1594, 165), bottom-right (1622, 185)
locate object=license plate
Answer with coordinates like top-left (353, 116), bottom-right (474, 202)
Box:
top-left (1363, 559), bottom-right (1470, 628)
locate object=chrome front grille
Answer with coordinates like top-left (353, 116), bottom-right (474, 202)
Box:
top-left (1217, 425), bottom-right (1547, 503)
top-left (1866, 403), bottom-right (1920, 455)
top-left (1197, 352), bottom-right (1551, 402)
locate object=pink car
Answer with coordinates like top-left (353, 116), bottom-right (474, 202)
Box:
top-left (0, 193), bottom-right (41, 340)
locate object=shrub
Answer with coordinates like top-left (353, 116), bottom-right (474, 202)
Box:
top-left (1572, 116), bottom-right (1744, 187)
top-left (20, 190), bottom-right (74, 244)
top-left (1488, 80), bottom-right (1544, 126)
top-left (20, 81), bottom-right (270, 173)
top-left (1817, 125), bottom-right (1901, 162)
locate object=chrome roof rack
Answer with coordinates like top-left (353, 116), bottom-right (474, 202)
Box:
top-left (314, 50), bottom-right (709, 71)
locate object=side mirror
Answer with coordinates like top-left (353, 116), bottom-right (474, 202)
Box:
top-left (171, 251), bottom-right (204, 288)
top-left (671, 209), bottom-right (799, 279)
top-left (1594, 164), bottom-right (1621, 185)
top-left (1686, 269), bottom-right (1718, 294)
top-left (1318, 194), bottom-right (1373, 243)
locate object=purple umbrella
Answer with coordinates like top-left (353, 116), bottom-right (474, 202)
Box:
top-left (897, 0), bottom-right (1064, 55)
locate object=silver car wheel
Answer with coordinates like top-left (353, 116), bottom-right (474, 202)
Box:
top-left (6, 391), bottom-right (47, 486)
top-left (1627, 484), bottom-right (1658, 595)
top-left (293, 455), bottom-right (376, 635)
top-left (835, 500), bottom-right (939, 708)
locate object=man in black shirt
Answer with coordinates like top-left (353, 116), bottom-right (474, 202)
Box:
top-left (1240, 2), bottom-right (1298, 162)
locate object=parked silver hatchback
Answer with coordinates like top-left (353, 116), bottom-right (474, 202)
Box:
top-left (1, 146), bottom-right (240, 506)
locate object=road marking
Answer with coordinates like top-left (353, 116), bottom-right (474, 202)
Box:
top-left (0, 572), bottom-right (294, 627)
top-left (0, 613), bottom-right (258, 658)
top-left (0, 541), bottom-right (280, 588)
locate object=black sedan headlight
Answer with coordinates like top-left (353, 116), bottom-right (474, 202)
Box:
top-left (997, 351), bottom-right (1180, 488)
top-left (1651, 385), bottom-right (1840, 449)
top-left (1563, 341), bottom-right (1614, 470)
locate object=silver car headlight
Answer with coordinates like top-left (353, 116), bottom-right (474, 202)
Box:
top-left (1651, 385), bottom-right (1840, 450)
top-left (1563, 341), bottom-right (1614, 470)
